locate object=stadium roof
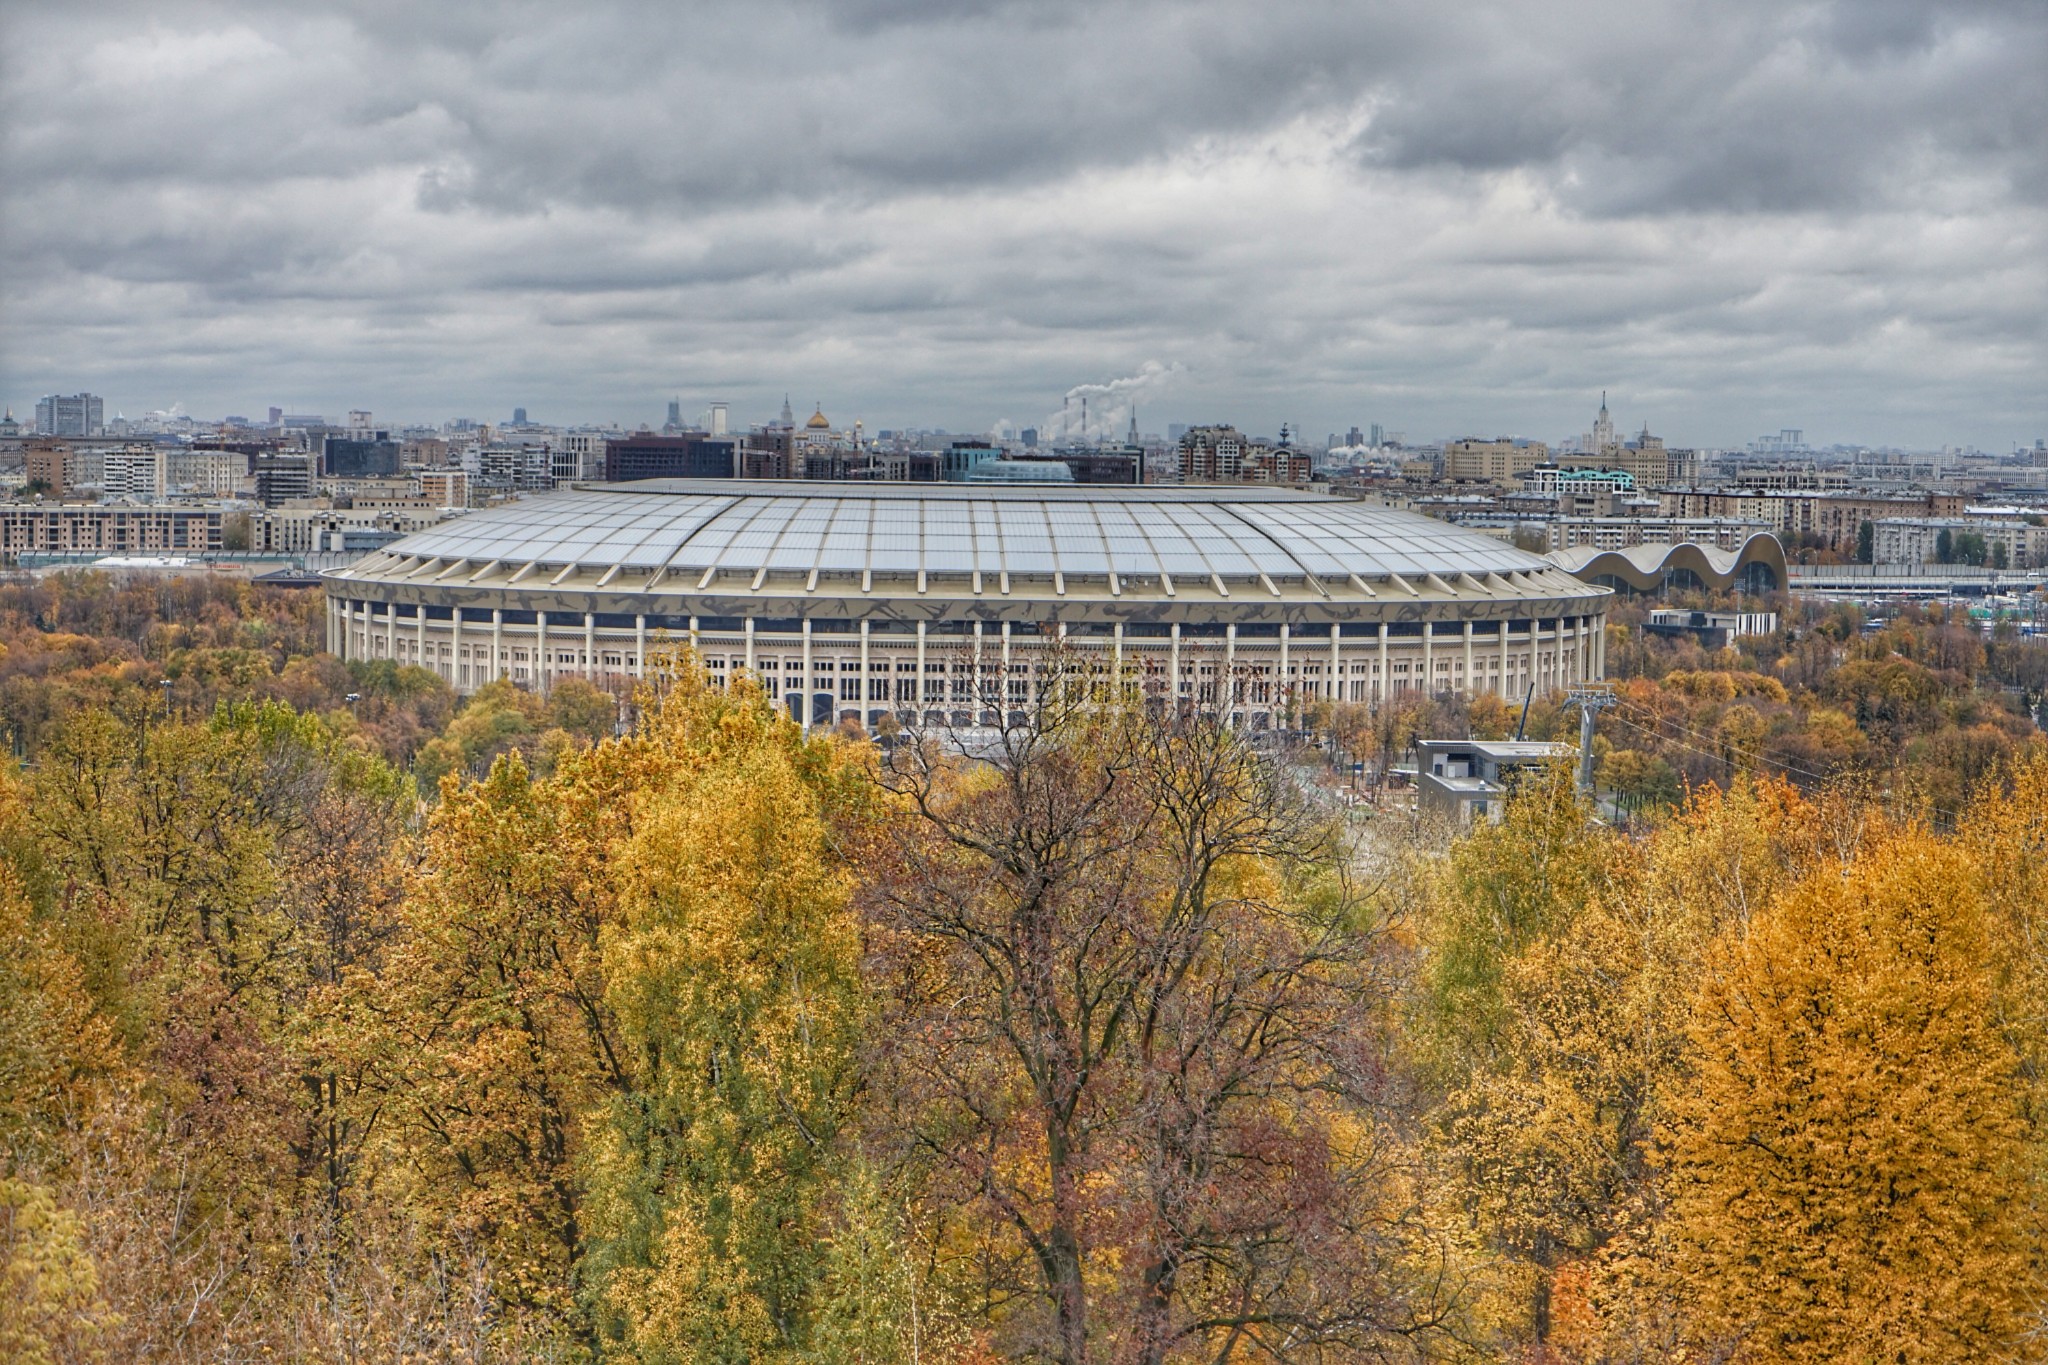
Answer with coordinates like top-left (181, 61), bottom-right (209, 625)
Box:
top-left (379, 481), bottom-right (1559, 585)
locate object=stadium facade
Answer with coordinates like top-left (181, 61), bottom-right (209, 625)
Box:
top-left (321, 482), bottom-right (1611, 730)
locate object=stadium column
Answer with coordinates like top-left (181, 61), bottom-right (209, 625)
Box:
top-left (1328, 623), bottom-right (1341, 704)
top-left (975, 621), bottom-right (987, 715)
top-left (417, 604), bottom-right (427, 672)
top-left (915, 621), bottom-right (927, 716)
top-left (326, 598), bottom-right (339, 657)
top-left (635, 614), bottom-right (646, 678)
top-left (1169, 623), bottom-right (1181, 706)
top-left (451, 608), bottom-right (463, 687)
top-left (744, 617), bottom-right (756, 673)
top-left (1462, 620), bottom-right (1474, 697)
top-left (1377, 624), bottom-right (1389, 703)
top-left (386, 603), bottom-right (396, 661)
top-left (1500, 620), bottom-right (1511, 698)
top-left (800, 618), bottom-right (813, 734)
top-left (584, 612), bottom-right (596, 681)
top-left (1278, 624), bottom-right (1289, 722)
top-left (1594, 615), bottom-right (1606, 678)
top-left (1224, 624), bottom-right (1237, 713)
top-left (859, 620), bottom-right (871, 716)
top-left (1001, 620), bottom-right (1013, 706)
top-left (1422, 623), bottom-right (1433, 699)
top-left (536, 612), bottom-right (549, 695)
top-left (492, 609), bottom-right (504, 684)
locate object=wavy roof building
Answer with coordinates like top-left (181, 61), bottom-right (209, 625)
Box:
top-left (323, 482), bottom-right (1612, 729)
top-left (1545, 533), bottom-right (1786, 596)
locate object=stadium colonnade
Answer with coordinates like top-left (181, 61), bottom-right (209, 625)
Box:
top-left (321, 481), bottom-right (1613, 731)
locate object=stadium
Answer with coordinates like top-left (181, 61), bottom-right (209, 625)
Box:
top-left (322, 481), bottom-right (1611, 730)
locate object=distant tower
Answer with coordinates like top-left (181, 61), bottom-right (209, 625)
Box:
top-left (666, 397), bottom-right (682, 429)
top-left (779, 394), bottom-right (795, 427)
top-left (1127, 406), bottom-right (1138, 445)
top-left (1591, 392), bottom-right (1616, 454)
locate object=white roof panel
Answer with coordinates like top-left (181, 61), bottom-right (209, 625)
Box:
top-left (377, 481), bottom-right (1562, 585)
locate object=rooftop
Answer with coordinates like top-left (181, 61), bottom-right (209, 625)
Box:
top-left (366, 480), bottom-right (1571, 586)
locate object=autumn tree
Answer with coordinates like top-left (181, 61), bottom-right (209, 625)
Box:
top-left (1651, 826), bottom-right (2036, 1360)
top-left (1429, 778), bottom-right (1820, 1351)
top-left (366, 750), bottom-right (625, 1337)
top-left (863, 666), bottom-right (1463, 1365)
top-left (579, 668), bottom-right (869, 1361)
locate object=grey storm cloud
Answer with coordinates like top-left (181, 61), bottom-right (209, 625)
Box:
top-left (0, 0), bottom-right (2042, 447)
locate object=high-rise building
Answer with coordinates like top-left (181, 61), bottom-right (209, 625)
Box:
top-left (1177, 426), bottom-right (1246, 482)
top-left (255, 453), bottom-right (315, 507)
top-left (1584, 393), bottom-right (1616, 456)
top-left (101, 447), bottom-right (169, 499)
top-left (665, 398), bottom-right (683, 432)
top-left (24, 442), bottom-right (69, 496)
top-left (943, 440), bottom-right (1001, 481)
top-left (1444, 439), bottom-right (1550, 486)
top-left (603, 435), bottom-right (740, 481)
top-left (323, 431), bottom-right (402, 479)
top-left (34, 393), bottom-right (103, 437)
top-left (513, 407), bottom-right (528, 426)
top-left (1370, 423), bottom-right (1385, 447)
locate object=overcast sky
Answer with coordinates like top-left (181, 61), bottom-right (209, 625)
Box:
top-left (2, 0), bottom-right (2042, 449)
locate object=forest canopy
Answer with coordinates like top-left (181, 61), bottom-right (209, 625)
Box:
top-left (0, 570), bottom-right (2044, 1362)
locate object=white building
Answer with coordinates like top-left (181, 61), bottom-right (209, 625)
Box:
top-left (1872, 516), bottom-right (2048, 569)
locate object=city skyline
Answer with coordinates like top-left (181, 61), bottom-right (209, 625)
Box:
top-left (2, 0), bottom-right (2042, 450)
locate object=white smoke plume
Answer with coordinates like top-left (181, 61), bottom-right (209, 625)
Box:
top-left (1041, 360), bottom-right (1184, 443)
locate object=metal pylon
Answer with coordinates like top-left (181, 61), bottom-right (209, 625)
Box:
top-left (1562, 684), bottom-right (1618, 797)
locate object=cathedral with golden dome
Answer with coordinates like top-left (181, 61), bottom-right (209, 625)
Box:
top-left (794, 403), bottom-right (859, 454)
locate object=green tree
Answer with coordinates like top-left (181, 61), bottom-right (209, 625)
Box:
top-left (1420, 763), bottom-right (1614, 1064)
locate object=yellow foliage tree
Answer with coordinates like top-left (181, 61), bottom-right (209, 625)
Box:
top-left (0, 1177), bottom-right (118, 1364)
top-left (368, 750), bottom-right (626, 1332)
top-left (1435, 778), bottom-right (1821, 1350)
top-left (1655, 828), bottom-right (2036, 1360)
top-left (580, 669), bottom-right (866, 1362)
